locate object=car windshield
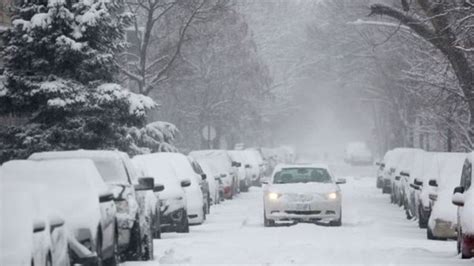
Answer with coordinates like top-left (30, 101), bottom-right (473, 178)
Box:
top-left (92, 158), bottom-right (129, 183)
top-left (273, 168), bottom-right (332, 184)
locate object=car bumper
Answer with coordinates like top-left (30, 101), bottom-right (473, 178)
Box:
top-left (462, 234), bottom-right (474, 258)
top-left (432, 219), bottom-right (457, 239)
top-left (265, 199), bottom-right (341, 223)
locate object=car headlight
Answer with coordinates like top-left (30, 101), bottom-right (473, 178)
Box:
top-left (268, 192), bottom-right (281, 201)
top-left (327, 192), bottom-right (338, 200)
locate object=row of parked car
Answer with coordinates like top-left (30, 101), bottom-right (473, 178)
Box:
top-left (375, 148), bottom-right (474, 259)
top-left (1, 146), bottom-right (293, 266)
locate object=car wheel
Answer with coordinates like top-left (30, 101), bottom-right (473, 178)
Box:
top-left (418, 207), bottom-right (428, 229)
top-left (94, 232), bottom-right (103, 266)
top-left (176, 210), bottom-right (190, 233)
top-left (329, 209), bottom-right (342, 227)
top-left (141, 221), bottom-right (154, 261)
top-left (153, 212), bottom-right (162, 239)
top-left (126, 219), bottom-right (142, 261)
top-left (460, 232), bottom-right (472, 259)
top-left (103, 230), bottom-right (119, 266)
top-left (203, 205), bottom-right (207, 221)
top-left (45, 253), bottom-right (52, 266)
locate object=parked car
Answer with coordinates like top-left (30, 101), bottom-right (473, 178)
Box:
top-left (194, 158), bottom-right (222, 205)
top-left (29, 150), bottom-right (156, 261)
top-left (452, 153), bottom-right (474, 258)
top-left (3, 159), bottom-right (118, 265)
top-left (344, 142), bottom-right (373, 165)
top-left (245, 149), bottom-right (266, 185)
top-left (263, 164), bottom-right (346, 227)
top-left (189, 150), bottom-right (238, 199)
top-left (188, 156), bottom-right (211, 214)
top-left (413, 152), bottom-right (439, 228)
top-left (427, 153), bottom-right (466, 240)
top-left (1, 167), bottom-right (70, 266)
top-left (155, 153), bottom-right (206, 225)
top-left (228, 150), bottom-right (250, 192)
top-left (132, 153), bottom-right (190, 233)
top-left (380, 149), bottom-right (404, 194)
top-left (398, 149), bottom-right (425, 219)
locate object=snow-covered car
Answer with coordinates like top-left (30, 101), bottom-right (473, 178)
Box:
top-left (452, 153), bottom-right (474, 258)
top-left (156, 153), bottom-right (206, 225)
top-left (381, 148), bottom-right (405, 194)
top-left (412, 152), bottom-right (439, 228)
top-left (194, 157), bottom-right (222, 205)
top-left (388, 148), bottom-right (423, 206)
top-left (228, 150), bottom-right (251, 192)
top-left (398, 149), bottom-right (425, 219)
top-left (29, 150), bottom-right (156, 261)
top-left (1, 166), bottom-right (70, 266)
top-left (3, 159), bottom-right (118, 265)
top-left (344, 142), bottom-right (373, 165)
top-left (245, 149), bottom-right (266, 185)
top-left (188, 156), bottom-right (211, 214)
top-left (189, 150), bottom-right (238, 199)
top-left (427, 153), bottom-right (466, 240)
top-left (132, 153), bottom-right (190, 233)
top-left (263, 164), bottom-right (346, 227)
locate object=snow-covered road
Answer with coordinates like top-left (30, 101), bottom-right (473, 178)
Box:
top-left (124, 165), bottom-right (473, 265)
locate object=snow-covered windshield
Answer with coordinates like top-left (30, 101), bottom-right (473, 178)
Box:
top-left (92, 158), bottom-right (129, 183)
top-left (274, 168), bottom-right (332, 184)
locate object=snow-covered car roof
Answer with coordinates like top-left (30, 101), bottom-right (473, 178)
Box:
top-left (2, 159), bottom-right (103, 237)
top-left (29, 150), bottom-right (131, 184)
top-left (132, 153), bottom-right (185, 199)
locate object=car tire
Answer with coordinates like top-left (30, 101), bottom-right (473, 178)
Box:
top-left (330, 209), bottom-right (342, 227)
top-left (141, 221), bottom-right (154, 261)
top-left (176, 210), bottom-right (190, 233)
top-left (418, 207), bottom-right (428, 229)
top-left (94, 232), bottom-right (103, 266)
top-left (426, 227), bottom-right (445, 240)
top-left (103, 229), bottom-right (119, 266)
top-left (45, 252), bottom-right (52, 266)
top-left (126, 219), bottom-right (142, 261)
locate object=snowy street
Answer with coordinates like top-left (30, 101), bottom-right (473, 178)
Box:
top-left (124, 165), bottom-right (471, 265)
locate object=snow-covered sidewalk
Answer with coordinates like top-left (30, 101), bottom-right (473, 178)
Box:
top-left (123, 170), bottom-right (473, 265)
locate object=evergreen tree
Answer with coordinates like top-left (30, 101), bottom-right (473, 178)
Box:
top-left (0, 0), bottom-right (167, 162)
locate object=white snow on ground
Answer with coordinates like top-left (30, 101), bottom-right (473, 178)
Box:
top-left (123, 164), bottom-right (473, 265)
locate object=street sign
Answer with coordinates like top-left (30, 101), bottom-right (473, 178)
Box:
top-left (202, 125), bottom-right (217, 141)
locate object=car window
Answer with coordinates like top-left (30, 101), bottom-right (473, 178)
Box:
top-left (92, 158), bottom-right (129, 183)
top-left (273, 168), bottom-right (332, 184)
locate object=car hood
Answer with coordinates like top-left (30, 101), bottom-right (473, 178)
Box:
top-left (269, 182), bottom-right (339, 194)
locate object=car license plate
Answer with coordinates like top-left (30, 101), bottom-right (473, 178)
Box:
top-left (296, 203), bottom-right (310, 211)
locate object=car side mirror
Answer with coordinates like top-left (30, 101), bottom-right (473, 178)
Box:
top-left (414, 178), bottom-right (423, 186)
top-left (452, 189), bottom-right (465, 207)
top-left (400, 171), bottom-right (409, 177)
top-left (99, 192), bottom-right (114, 203)
top-left (245, 164), bottom-right (251, 169)
top-left (429, 193), bottom-right (438, 201)
top-left (135, 177), bottom-right (155, 191)
top-left (153, 183), bottom-right (165, 192)
top-left (261, 179), bottom-right (269, 185)
top-left (409, 183), bottom-right (420, 190)
top-left (201, 174), bottom-right (207, 180)
top-left (49, 216), bottom-right (65, 231)
top-left (428, 179), bottom-right (438, 187)
top-left (395, 175), bottom-right (401, 181)
top-left (220, 173), bottom-right (227, 178)
top-left (33, 220), bottom-right (46, 233)
top-left (181, 179), bottom-right (191, 188)
top-left (336, 178), bottom-right (346, 185)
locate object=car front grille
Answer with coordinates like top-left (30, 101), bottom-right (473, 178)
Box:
top-left (285, 210), bottom-right (321, 215)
